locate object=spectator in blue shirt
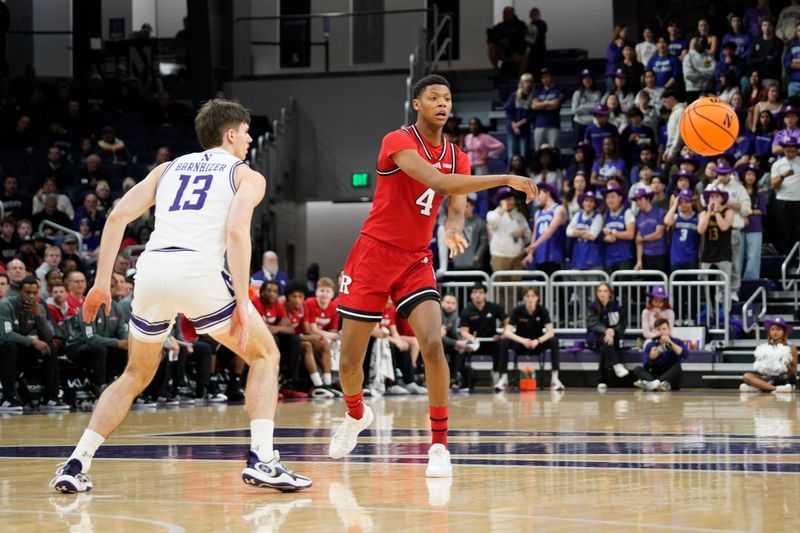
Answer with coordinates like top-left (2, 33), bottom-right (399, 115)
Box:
top-left (784, 22), bottom-right (800, 97)
top-left (503, 73), bottom-right (534, 160)
top-left (591, 137), bottom-right (626, 187)
top-left (633, 318), bottom-right (688, 391)
top-left (646, 37), bottom-right (682, 88)
top-left (633, 188), bottom-right (667, 272)
top-left (666, 20), bottom-right (689, 59)
top-left (715, 42), bottom-right (744, 93)
top-left (722, 14), bottom-right (752, 60)
top-left (531, 68), bottom-right (564, 150)
top-left (743, 0), bottom-right (773, 39)
top-left (621, 108), bottom-right (656, 164)
top-left (606, 25), bottom-right (630, 86)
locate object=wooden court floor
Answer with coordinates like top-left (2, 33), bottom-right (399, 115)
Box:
top-left (1, 390), bottom-right (799, 532)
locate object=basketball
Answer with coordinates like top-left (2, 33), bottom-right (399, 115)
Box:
top-left (679, 97), bottom-right (739, 156)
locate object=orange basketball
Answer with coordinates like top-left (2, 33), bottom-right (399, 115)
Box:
top-left (679, 97), bottom-right (739, 156)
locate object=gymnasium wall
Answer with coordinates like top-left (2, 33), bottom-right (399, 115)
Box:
top-left (5, 0), bottom-right (72, 77)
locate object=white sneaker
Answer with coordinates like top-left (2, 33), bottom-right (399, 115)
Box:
top-left (490, 371), bottom-right (499, 386)
top-left (425, 443), bottom-right (452, 478)
top-left (613, 364), bottom-right (629, 378)
top-left (597, 383), bottom-right (608, 392)
top-left (772, 384), bottom-right (795, 394)
top-left (426, 477), bottom-right (452, 506)
top-left (633, 379), bottom-right (644, 389)
top-left (329, 405), bottom-right (374, 459)
top-left (494, 373), bottom-right (509, 393)
top-left (550, 378), bottom-right (565, 391)
top-left (386, 384), bottom-right (410, 395)
top-left (657, 381), bottom-right (671, 392)
top-left (404, 382), bottom-right (428, 395)
top-left (644, 380), bottom-right (661, 391)
top-left (739, 383), bottom-right (759, 393)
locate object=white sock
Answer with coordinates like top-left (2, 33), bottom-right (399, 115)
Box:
top-left (551, 370), bottom-right (560, 382)
top-left (69, 429), bottom-right (105, 472)
top-left (323, 373), bottom-right (332, 386)
top-left (250, 419), bottom-right (275, 461)
top-left (310, 372), bottom-right (323, 387)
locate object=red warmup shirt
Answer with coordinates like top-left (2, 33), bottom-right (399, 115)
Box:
top-left (395, 314), bottom-right (415, 337)
top-left (251, 295), bottom-right (287, 326)
top-left (304, 297), bottom-right (339, 332)
top-left (360, 125), bottom-right (471, 251)
top-left (285, 303), bottom-right (306, 335)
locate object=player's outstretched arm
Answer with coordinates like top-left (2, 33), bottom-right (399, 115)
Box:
top-left (226, 164), bottom-right (267, 349)
top-left (391, 149), bottom-right (538, 203)
top-left (444, 194), bottom-right (468, 258)
top-left (83, 163), bottom-right (163, 323)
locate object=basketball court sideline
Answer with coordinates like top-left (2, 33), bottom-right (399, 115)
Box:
top-left (1, 391), bottom-right (798, 532)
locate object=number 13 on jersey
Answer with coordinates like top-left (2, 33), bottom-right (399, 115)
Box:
top-left (415, 188), bottom-right (435, 216)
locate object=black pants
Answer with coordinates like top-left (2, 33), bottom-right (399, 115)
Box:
top-left (605, 259), bottom-right (634, 275)
top-left (633, 361), bottom-right (682, 389)
top-left (173, 340), bottom-right (213, 394)
top-left (643, 254), bottom-right (669, 273)
top-left (596, 342), bottom-right (623, 385)
top-left (535, 261), bottom-right (562, 277)
top-left (499, 337), bottom-right (560, 372)
top-left (773, 199), bottom-right (800, 254)
top-left (392, 344), bottom-right (414, 384)
top-left (144, 353), bottom-right (172, 398)
top-left (66, 344), bottom-right (128, 386)
top-left (445, 343), bottom-right (471, 388)
top-left (0, 341), bottom-right (59, 401)
top-left (276, 333), bottom-right (302, 385)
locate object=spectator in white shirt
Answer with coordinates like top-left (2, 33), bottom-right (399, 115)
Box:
top-left (486, 187), bottom-right (531, 272)
top-left (636, 26), bottom-right (657, 68)
top-left (661, 89), bottom-right (686, 164)
top-left (770, 138), bottom-right (800, 253)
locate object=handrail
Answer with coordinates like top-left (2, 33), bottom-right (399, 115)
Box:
top-left (37, 220), bottom-right (82, 249)
top-left (741, 285), bottom-right (768, 338)
top-left (780, 241), bottom-right (800, 290)
top-left (234, 8), bottom-right (434, 23)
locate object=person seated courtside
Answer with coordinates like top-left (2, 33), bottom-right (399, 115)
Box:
top-left (440, 293), bottom-right (471, 392)
top-left (459, 282), bottom-right (507, 392)
top-left (499, 287), bottom-right (564, 390)
top-left (633, 318), bottom-right (687, 391)
top-left (740, 317), bottom-right (798, 393)
top-left (587, 281), bottom-right (629, 391)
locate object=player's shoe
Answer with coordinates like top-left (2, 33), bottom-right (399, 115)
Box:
top-left (613, 363), bottom-right (629, 378)
top-left (739, 383), bottom-right (759, 393)
top-left (328, 405), bottom-right (374, 459)
top-left (404, 382), bottom-right (428, 395)
top-left (0, 397), bottom-right (23, 412)
top-left (386, 384), bottom-right (410, 395)
top-left (41, 399), bottom-right (71, 411)
top-left (49, 459), bottom-right (93, 493)
top-left (241, 450), bottom-right (312, 492)
top-left (425, 443), bottom-right (452, 478)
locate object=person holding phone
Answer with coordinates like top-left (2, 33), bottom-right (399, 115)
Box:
top-left (770, 138), bottom-right (800, 253)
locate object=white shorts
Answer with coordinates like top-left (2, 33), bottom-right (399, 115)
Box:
top-left (129, 251), bottom-right (236, 342)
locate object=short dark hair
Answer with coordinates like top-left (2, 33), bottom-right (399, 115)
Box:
top-left (523, 286), bottom-right (540, 297)
top-left (412, 74), bottom-right (451, 99)
top-left (194, 98), bottom-right (252, 150)
top-left (442, 292), bottom-right (457, 300)
top-left (471, 281), bottom-right (487, 293)
top-left (654, 318), bottom-right (670, 329)
top-left (20, 276), bottom-right (39, 289)
top-left (0, 272), bottom-right (9, 283)
top-left (261, 279), bottom-right (281, 294)
top-left (284, 280), bottom-right (306, 298)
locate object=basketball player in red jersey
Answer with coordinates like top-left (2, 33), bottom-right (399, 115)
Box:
top-left (330, 74), bottom-right (537, 477)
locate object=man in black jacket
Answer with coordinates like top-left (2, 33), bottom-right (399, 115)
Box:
top-left (0, 276), bottom-right (67, 410)
top-left (747, 16), bottom-right (783, 86)
top-left (440, 293), bottom-right (469, 391)
top-left (458, 282), bottom-right (507, 391)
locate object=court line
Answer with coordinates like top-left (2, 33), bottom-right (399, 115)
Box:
top-left (0, 509), bottom-right (184, 532)
top-left (4, 496), bottom-right (744, 533)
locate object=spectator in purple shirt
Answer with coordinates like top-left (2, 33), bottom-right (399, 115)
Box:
top-left (584, 105), bottom-right (620, 160)
top-left (606, 25), bottom-right (630, 87)
top-left (741, 165), bottom-right (766, 279)
top-left (722, 13), bottom-right (752, 60)
top-left (633, 188), bottom-right (668, 272)
top-left (666, 20), bottom-right (689, 59)
top-left (591, 137), bottom-right (626, 188)
top-left (743, 0), bottom-right (773, 38)
top-left (771, 105), bottom-right (800, 155)
top-left (531, 68), bottom-right (565, 149)
top-left (715, 42), bottom-right (744, 92)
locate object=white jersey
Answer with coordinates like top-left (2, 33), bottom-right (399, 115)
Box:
top-left (145, 148), bottom-right (245, 265)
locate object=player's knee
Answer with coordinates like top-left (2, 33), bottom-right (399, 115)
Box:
top-left (419, 337), bottom-right (444, 360)
top-left (338, 355), bottom-right (362, 376)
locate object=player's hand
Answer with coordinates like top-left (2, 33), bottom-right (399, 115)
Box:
top-left (83, 285), bottom-right (112, 324)
top-left (229, 300), bottom-right (250, 351)
top-left (32, 339), bottom-right (50, 356)
top-left (506, 175), bottom-right (537, 203)
top-left (444, 228), bottom-right (468, 258)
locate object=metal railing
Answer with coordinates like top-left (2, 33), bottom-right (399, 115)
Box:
top-left (489, 270), bottom-right (548, 316)
top-left (436, 270), bottom-right (490, 311)
top-left (609, 270), bottom-right (669, 335)
top-left (549, 270), bottom-right (609, 334)
top-left (37, 221), bottom-right (82, 249)
top-left (781, 241), bottom-right (800, 312)
top-left (741, 285), bottom-right (768, 339)
top-left (669, 269), bottom-right (730, 347)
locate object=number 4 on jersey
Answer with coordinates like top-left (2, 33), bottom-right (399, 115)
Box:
top-left (415, 188), bottom-right (435, 216)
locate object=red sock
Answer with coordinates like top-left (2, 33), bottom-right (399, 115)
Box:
top-left (430, 405), bottom-right (448, 447)
top-left (345, 391), bottom-right (364, 420)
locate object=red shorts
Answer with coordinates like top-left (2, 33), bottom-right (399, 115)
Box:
top-left (337, 234), bottom-right (439, 322)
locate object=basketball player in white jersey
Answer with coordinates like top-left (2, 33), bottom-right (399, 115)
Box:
top-left (50, 99), bottom-right (311, 493)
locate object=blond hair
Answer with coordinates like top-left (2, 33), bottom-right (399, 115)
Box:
top-left (516, 73), bottom-right (534, 102)
top-left (317, 277), bottom-right (335, 289)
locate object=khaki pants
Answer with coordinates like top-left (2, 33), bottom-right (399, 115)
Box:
top-left (490, 254), bottom-right (524, 274)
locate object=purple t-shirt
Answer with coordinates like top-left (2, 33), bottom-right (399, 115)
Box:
top-left (533, 86), bottom-right (564, 129)
top-left (772, 127), bottom-right (800, 148)
top-left (636, 206), bottom-right (667, 255)
top-left (592, 158), bottom-right (626, 181)
top-left (744, 191), bottom-right (768, 234)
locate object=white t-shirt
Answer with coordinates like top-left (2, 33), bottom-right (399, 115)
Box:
top-left (770, 156), bottom-right (800, 201)
top-left (636, 41), bottom-right (657, 69)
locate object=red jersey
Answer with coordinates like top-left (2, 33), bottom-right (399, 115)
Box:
top-left (285, 303), bottom-right (306, 335)
top-left (251, 295), bottom-right (287, 326)
top-left (360, 125), bottom-right (471, 251)
top-left (304, 297), bottom-right (339, 332)
top-left (380, 305), bottom-right (396, 329)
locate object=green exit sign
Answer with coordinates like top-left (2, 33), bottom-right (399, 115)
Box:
top-left (351, 172), bottom-right (370, 188)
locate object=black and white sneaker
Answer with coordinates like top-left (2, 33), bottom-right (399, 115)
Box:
top-left (0, 397), bottom-right (23, 412)
top-left (49, 459), bottom-right (93, 493)
top-left (133, 396), bottom-right (157, 408)
top-left (156, 395), bottom-right (180, 407)
top-left (241, 450), bottom-right (312, 492)
top-left (41, 399), bottom-right (71, 411)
